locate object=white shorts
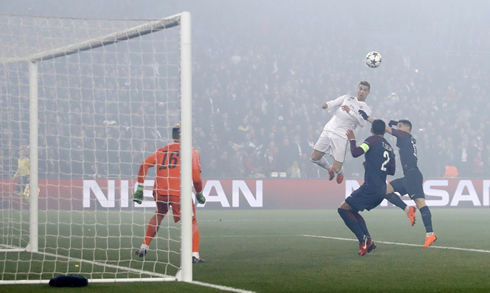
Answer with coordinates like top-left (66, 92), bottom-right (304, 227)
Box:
top-left (313, 131), bottom-right (348, 163)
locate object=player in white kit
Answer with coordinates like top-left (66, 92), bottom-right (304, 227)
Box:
top-left (310, 81), bottom-right (372, 183)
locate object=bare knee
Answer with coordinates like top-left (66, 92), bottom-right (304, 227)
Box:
top-left (338, 201), bottom-right (352, 210)
top-left (386, 183), bottom-right (394, 194)
top-left (414, 198), bottom-right (426, 209)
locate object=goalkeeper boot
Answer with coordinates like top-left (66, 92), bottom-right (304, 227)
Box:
top-left (192, 256), bottom-right (206, 264)
top-left (358, 236), bottom-right (373, 256)
top-left (406, 206), bottom-right (416, 226)
top-left (423, 233), bottom-right (438, 247)
top-left (135, 244), bottom-right (149, 257)
top-left (328, 167), bottom-right (335, 181)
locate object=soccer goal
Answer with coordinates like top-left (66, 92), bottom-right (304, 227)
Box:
top-left (0, 12), bottom-right (194, 284)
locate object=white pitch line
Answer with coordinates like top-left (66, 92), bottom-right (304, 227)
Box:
top-left (191, 281), bottom-right (256, 293)
top-left (301, 235), bottom-right (490, 254)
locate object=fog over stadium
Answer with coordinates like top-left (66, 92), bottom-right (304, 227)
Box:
top-left (1, 0), bottom-right (490, 291)
top-left (2, 0), bottom-right (489, 180)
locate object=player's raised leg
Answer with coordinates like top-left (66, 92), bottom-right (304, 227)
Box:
top-left (386, 181), bottom-right (416, 226)
top-left (310, 149), bottom-right (334, 180)
top-left (385, 193), bottom-right (416, 226)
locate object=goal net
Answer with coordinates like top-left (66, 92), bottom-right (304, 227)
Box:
top-left (0, 12), bottom-right (194, 284)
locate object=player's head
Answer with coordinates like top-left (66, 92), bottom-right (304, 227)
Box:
top-left (397, 119), bottom-right (412, 132)
top-left (372, 119), bottom-right (385, 136)
top-left (172, 123), bottom-right (181, 141)
top-left (357, 81), bottom-right (370, 101)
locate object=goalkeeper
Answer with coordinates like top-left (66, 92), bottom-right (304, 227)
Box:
top-left (133, 123), bottom-right (206, 263)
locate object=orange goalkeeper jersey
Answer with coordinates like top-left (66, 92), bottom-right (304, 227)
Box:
top-left (137, 142), bottom-right (203, 196)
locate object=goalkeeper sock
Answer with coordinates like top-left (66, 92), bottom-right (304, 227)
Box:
top-left (338, 208), bottom-right (364, 243)
top-left (192, 222), bottom-right (200, 254)
top-left (419, 206), bottom-right (433, 233)
top-left (310, 157), bottom-right (331, 170)
top-left (353, 212), bottom-right (370, 238)
top-left (144, 212), bottom-right (165, 246)
top-left (385, 193), bottom-right (407, 211)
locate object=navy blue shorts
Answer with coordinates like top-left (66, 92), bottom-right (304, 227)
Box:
top-left (389, 168), bottom-right (425, 200)
top-left (345, 185), bottom-right (386, 212)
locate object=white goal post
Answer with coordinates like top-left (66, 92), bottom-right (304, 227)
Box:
top-left (0, 12), bottom-right (193, 284)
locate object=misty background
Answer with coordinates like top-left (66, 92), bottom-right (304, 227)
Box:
top-left (1, 0), bottom-right (490, 180)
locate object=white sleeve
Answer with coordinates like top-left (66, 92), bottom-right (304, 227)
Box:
top-left (325, 95), bottom-right (346, 109)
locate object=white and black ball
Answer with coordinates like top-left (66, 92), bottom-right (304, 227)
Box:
top-left (365, 51), bottom-right (382, 68)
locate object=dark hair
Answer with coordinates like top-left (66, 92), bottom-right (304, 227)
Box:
top-left (372, 119), bottom-right (385, 135)
top-left (172, 123), bottom-right (181, 140)
top-left (398, 119), bottom-right (412, 131)
top-left (359, 80), bottom-right (370, 91)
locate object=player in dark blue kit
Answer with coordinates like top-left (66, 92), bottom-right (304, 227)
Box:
top-left (359, 110), bottom-right (437, 247)
top-left (338, 119), bottom-right (395, 256)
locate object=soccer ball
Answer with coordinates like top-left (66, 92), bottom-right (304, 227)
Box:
top-left (365, 51), bottom-right (382, 68)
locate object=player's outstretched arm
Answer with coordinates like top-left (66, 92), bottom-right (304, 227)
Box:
top-left (358, 110), bottom-right (393, 135)
top-left (358, 110), bottom-right (374, 123)
top-left (388, 120), bottom-right (398, 127)
top-left (346, 130), bottom-right (366, 158)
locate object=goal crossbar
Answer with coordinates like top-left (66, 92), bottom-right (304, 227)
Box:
top-left (0, 14), bottom-right (181, 64)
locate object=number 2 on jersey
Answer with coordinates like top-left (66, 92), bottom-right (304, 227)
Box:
top-left (381, 151), bottom-right (390, 171)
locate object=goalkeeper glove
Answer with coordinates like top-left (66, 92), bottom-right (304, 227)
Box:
top-left (358, 110), bottom-right (369, 120)
top-left (196, 192), bottom-right (206, 204)
top-left (133, 185), bottom-right (144, 204)
top-left (388, 120), bottom-right (398, 127)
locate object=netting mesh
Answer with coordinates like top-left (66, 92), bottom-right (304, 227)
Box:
top-left (0, 14), bottom-right (184, 282)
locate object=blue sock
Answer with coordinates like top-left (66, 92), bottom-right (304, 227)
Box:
top-left (385, 193), bottom-right (407, 211)
top-left (338, 208), bottom-right (364, 243)
top-left (419, 206), bottom-right (433, 233)
top-left (353, 212), bottom-right (370, 238)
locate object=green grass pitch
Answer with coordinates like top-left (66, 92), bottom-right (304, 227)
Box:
top-left (1, 208), bottom-right (490, 292)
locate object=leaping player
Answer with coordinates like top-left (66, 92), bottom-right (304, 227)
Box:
top-left (310, 81), bottom-right (372, 183)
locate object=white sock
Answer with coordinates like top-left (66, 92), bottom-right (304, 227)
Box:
top-left (192, 252), bottom-right (200, 259)
top-left (311, 157), bottom-right (331, 170)
top-left (140, 244), bottom-right (149, 250)
top-left (426, 232), bottom-right (434, 237)
top-left (335, 167), bottom-right (343, 174)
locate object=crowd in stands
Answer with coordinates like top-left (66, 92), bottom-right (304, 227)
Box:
top-left (1, 8), bottom-right (490, 181)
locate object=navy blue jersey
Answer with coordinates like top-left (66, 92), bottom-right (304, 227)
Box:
top-left (350, 135), bottom-right (396, 192)
top-left (391, 128), bottom-right (418, 173)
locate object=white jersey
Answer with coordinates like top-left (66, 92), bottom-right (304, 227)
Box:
top-left (323, 94), bottom-right (372, 139)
